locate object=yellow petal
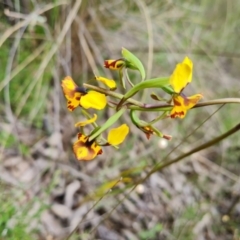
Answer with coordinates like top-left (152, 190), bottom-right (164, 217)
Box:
top-left (170, 94), bottom-right (203, 118)
top-left (66, 93), bottom-right (81, 111)
top-left (169, 56), bottom-right (193, 93)
top-left (75, 114), bottom-right (97, 127)
top-left (104, 59), bottom-right (125, 70)
top-left (73, 134), bottom-right (102, 161)
top-left (95, 76), bottom-right (117, 90)
top-left (107, 124), bottom-right (129, 146)
top-left (61, 76), bottom-right (82, 111)
top-left (62, 76), bottom-right (78, 92)
top-left (80, 91), bottom-right (107, 110)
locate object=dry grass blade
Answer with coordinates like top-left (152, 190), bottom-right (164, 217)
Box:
top-left (15, 0), bottom-right (83, 117)
top-left (0, 1), bottom-right (68, 47)
top-left (0, 42), bottom-right (47, 92)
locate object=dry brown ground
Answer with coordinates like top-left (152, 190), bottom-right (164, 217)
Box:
top-left (1, 1), bottom-right (240, 240)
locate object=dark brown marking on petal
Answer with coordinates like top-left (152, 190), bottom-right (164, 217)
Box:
top-left (104, 59), bottom-right (124, 69)
top-left (109, 61), bottom-right (117, 68)
top-left (116, 62), bottom-right (124, 68)
top-left (170, 111), bottom-right (184, 118)
top-left (68, 105), bottom-right (75, 111)
top-left (86, 138), bottom-right (95, 146)
top-left (87, 147), bottom-right (96, 159)
top-left (98, 149), bottom-right (103, 155)
top-left (75, 97), bottom-right (80, 101)
top-left (104, 60), bottom-right (110, 68)
top-left (173, 98), bottom-right (181, 106)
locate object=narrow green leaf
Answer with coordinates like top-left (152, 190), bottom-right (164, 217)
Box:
top-left (122, 48), bottom-right (146, 80)
top-left (89, 108), bottom-right (126, 141)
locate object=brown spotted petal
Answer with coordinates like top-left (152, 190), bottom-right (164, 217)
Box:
top-left (61, 76), bottom-right (82, 111)
top-left (73, 133), bottom-right (102, 161)
top-left (170, 94), bottom-right (203, 118)
top-left (104, 59), bottom-right (125, 70)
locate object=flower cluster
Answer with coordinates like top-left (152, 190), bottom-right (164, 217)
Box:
top-left (61, 48), bottom-right (202, 161)
top-left (169, 57), bottom-right (203, 118)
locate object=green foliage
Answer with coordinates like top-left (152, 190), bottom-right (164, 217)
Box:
top-left (122, 48), bottom-right (146, 81)
top-left (0, 130), bottom-right (30, 156)
top-left (0, 131), bottom-right (16, 148)
top-left (0, 41), bottom-right (52, 121)
top-left (0, 191), bottom-right (34, 239)
top-left (173, 205), bottom-right (202, 240)
top-left (138, 223), bottom-right (163, 240)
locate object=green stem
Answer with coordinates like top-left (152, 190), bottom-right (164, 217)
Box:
top-left (193, 98), bottom-right (240, 107)
top-left (125, 69), bottom-right (135, 87)
top-left (81, 109), bottom-right (98, 128)
top-left (148, 112), bottom-right (168, 125)
top-left (150, 122), bottom-right (240, 173)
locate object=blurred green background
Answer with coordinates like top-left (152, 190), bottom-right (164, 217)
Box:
top-left (0, 0), bottom-right (240, 239)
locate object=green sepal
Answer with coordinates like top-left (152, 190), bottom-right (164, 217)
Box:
top-left (119, 70), bottom-right (126, 89)
top-left (125, 61), bottom-right (138, 70)
top-left (122, 48), bottom-right (145, 81)
top-left (88, 108), bottom-right (126, 141)
top-left (117, 77), bottom-right (169, 110)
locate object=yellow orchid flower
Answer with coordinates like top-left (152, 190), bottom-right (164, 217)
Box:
top-left (170, 94), bottom-right (203, 118)
top-left (169, 57), bottom-right (203, 118)
top-left (75, 114), bottom-right (97, 127)
top-left (61, 77), bottom-right (107, 111)
top-left (170, 56), bottom-right (193, 94)
top-left (104, 59), bottom-right (125, 70)
top-left (95, 76), bottom-right (117, 90)
top-left (73, 124), bottom-right (129, 161)
top-left (73, 133), bottom-right (103, 161)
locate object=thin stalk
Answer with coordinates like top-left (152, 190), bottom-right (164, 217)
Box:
top-left (81, 109), bottom-right (98, 128)
top-left (125, 69), bottom-right (135, 87)
top-left (148, 111), bottom-right (168, 125)
top-left (150, 122), bottom-right (240, 174)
